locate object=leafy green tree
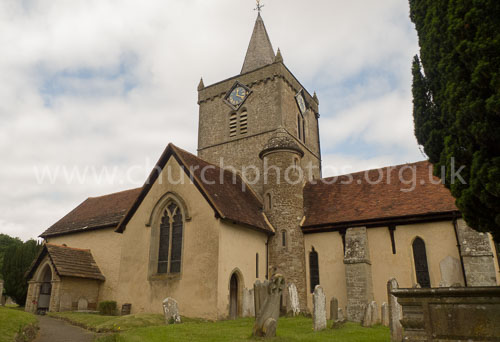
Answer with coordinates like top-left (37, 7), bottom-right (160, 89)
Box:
top-left (2, 240), bottom-right (41, 306)
top-left (0, 234), bottom-right (22, 280)
top-left (409, 0), bottom-right (500, 240)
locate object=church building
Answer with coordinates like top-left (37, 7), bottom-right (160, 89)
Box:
top-left (25, 14), bottom-right (500, 321)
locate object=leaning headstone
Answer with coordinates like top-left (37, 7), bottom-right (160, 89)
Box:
top-left (253, 274), bottom-right (285, 338)
top-left (162, 297), bottom-right (181, 324)
top-left (312, 285), bottom-right (327, 331)
top-left (361, 303), bottom-right (372, 327)
top-left (338, 308), bottom-right (345, 322)
top-left (242, 288), bottom-right (255, 318)
top-left (77, 298), bottom-right (88, 311)
top-left (287, 283), bottom-right (300, 316)
top-left (381, 302), bottom-right (389, 327)
top-left (370, 301), bottom-right (379, 324)
top-left (387, 278), bottom-right (403, 342)
top-left (330, 297), bottom-right (339, 321)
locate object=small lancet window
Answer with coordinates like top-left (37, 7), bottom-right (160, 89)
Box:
top-left (158, 202), bottom-right (184, 274)
top-left (412, 237), bottom-right (430, 288)
top-left (265, 192), bottom-right (272, 211)
top-left (256, 253), bottom-right (259, 278)
top-left (281, 230), bottom-right (287, 247)
top-left (297, 114), bottom-right (302, 141)
top-left (309, 247), bottom-right (320, 293)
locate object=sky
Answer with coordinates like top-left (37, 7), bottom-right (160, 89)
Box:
top-left (0, 0), bottom-right (424, 241)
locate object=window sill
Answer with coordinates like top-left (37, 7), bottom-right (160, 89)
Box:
top-left (149, 273), bottom-right (182, 282)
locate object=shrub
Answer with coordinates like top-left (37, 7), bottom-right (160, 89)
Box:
top-left (98, 301), bottom-right (117, 316)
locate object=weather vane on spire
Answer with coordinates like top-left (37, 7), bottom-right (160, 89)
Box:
top-left (255, 0), bottom-right (264, 13)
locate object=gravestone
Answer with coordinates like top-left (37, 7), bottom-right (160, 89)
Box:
top-left (338, 308), bottom-right (345, 322)
top-left (162, 297), bottom-right (181, 324)
top-left (387, 278), bottom-right (403, 342)
top-left (313, 285), bottom-right (327, 331)
top-left (77, 297), bottom-right (88, 311)
top-left (287, 283), bottom-right (300, 316)
top-left (370, 301), bottom-right (379, 324)
top-left (60, 293), bottom-right (72, 311)
top-left (253, 274), bottom-right (285, 338)
top-left (0, 281), bottom-right (4, 306)
top-left (242, 288), bottom-right (255, 318)
top-left (439, 255), bottom-right (464, 287)
top-left (330, 297), bottom-right (338, 321)
top-left (381, 302), bottom-right (389, 327)
top-left (361, 303), bottom-right (372, 327)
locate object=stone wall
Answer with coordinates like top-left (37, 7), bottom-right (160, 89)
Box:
top-left (198, 62), bottom-right (321, 196)
top-left (344, 227), bottom-right (374, 322)
top-left (392, 287), bottom-right (500, 341)
top-left (263, 148), bottom-right (308, 310)
top-left (455, 219), bottom-right (497, 286)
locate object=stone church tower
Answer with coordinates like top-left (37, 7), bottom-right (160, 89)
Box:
top-left (197, 13), bottom-right (322, 195)
top-left (197, 14), bottom-right (319, 308)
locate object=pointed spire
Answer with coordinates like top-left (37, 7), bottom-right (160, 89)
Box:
top-left (241, 13), bottom-right (275, 74)
top-left (198, 77), bottom-right (204, 91)
top-left (313, 91), bottom-right (319, 104)
top-left (274, 48), bottom-right (283, 63)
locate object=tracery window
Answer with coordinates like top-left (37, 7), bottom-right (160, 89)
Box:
top-left (158, 202), bottom-right (183, 274)
top-left (412, 237), bottom-right (430, 288)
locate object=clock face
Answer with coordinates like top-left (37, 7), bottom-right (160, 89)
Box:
top-left (228, 86), bottom-right (248, 107)
top-left (296, 93), bottom-right (307, 114)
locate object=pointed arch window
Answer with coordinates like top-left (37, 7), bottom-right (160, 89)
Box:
top-left (412, 237), bottom-right (430, 288)
top-left (158, 202), bottom-right (184, 274)
top-left (309, 247), bottom-right (319, 293)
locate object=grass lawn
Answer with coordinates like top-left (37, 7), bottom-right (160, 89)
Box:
top-left (94, 316), bottom-right (390, 342)
top-left (48, 311), bottom-right (167, 332)
top-left (0, 306), bottom-right (37, 342)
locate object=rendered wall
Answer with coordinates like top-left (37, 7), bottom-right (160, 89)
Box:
top-left (217, 221), bottom-right (268, 319)
top-left (48, 228), bottom-right (121, 303)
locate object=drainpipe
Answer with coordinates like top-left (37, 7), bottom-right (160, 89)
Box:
top-left (265, 237), bottom-right (269, 280)
top-left (453, 214), bottom-right (468, 287)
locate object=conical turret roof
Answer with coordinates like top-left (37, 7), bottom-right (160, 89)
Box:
top-left (241, 13), bottom-right (275, 74)
top-left (259, 127), bottom-right (304, 158)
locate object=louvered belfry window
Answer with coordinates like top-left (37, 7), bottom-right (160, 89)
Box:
top-left (158, 202), bottom-right (183, 274)
top-left (309, 247), bottom-right (320, 293)
top-left (412, 237), bottom-right (430, 288)
top-left (229, 113), bottom-right (237, 137)
top-left (240, 111), bottom-right (248, 134)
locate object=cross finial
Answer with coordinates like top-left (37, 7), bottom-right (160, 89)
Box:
top-left (255, 0), bottom-right (264, 13)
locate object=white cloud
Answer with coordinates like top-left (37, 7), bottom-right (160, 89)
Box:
top-left (0, 0), bottom-right (421, 241)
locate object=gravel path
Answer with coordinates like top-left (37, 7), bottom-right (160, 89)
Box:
top-left (34, 315), bottom-right (96, 342)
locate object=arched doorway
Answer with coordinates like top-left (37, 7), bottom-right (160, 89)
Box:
top-left (229, 273), bottom-right (239, 319)
top-left (38, 265), bottom-right (52, 312)
top-left (412, 237), bottom-right (431, 288)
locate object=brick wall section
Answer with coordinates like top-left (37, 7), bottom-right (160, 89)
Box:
top-left (262, 149), bottom-right (308, 310)
top-left (455, 219), bottom-right (497, 286)
top-left (344, 227), bottom-right (374, 322)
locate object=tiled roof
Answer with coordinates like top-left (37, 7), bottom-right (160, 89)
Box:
top-left (40, 188), bottom-right (142, 238)
top-left (115, 144), bottom-right (274, 234)
top-left (26, 244), bottom-right (105, 281)
top-left (303, 161), bottom-right (459, 230)
top-left (172, 145), bottom-right (272, 233)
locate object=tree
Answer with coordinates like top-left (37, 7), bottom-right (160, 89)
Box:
top-left (2, 240), bottom-right (41, 306)
top-left (409, 0), bottom-right (500, 240)
top-left (0, 234), bottom-right (22, 280)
